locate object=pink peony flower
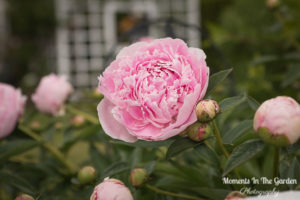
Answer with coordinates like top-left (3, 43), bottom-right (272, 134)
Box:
top-left (90, 178), bottom-right (133, 200)
top-left (97, 38), bottom-right (209, 142)
top-left (0, 83), bottom-right (26, 139)
top-left (32, 74), bottom-right (73, 115)
top-left (254, 96), bottom-right (300, 146)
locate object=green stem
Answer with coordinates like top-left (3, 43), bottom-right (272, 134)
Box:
top-left (18, 124), bottom-right (76, 174)
top-left (146, 184), bottom-right (206, 200)
top-left (211, 121), bottom-right (242, 183)
top-left (273, 147), bottom-right (280, 180)
top-left (66, 105), bottom-right (99, 124)
top-left (211, 121), bottom-right (229, 158)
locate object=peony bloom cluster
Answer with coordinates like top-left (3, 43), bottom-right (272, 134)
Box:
top-left (0, 83), bottom-right (26, 139)
top-left (97, 38), bottom-right (209, 142)
top-left (253, 96), bottom-right (300, 146)
top-left (32, 74), bottom-right (73, 115)
top-left (90, 178), bottom-right (133, 200)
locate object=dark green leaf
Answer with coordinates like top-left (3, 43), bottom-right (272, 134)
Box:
top-left (195, 144), bottom-right (220, 168)
top-left (101, 162), bottom-right (129, 179)
top-left (282, 65), bottom-right (300, 87)
top-left (206, 68), bottom-right (233, 95)
top-left (166, 137), bottom-right (201, 160)
top-left (222, 120), bottom-right (253, 144)
top-left (0, 139), bottom-right (39, 161)
top-left (247, 96), bottom-right (260, 111)
top-left (287, 158), bottom-right (300, 189)
top-left (223, 139), bottom-right (265, 176)
top-left (0, 170), bottom-right (36, 195)
top-left (145, 161), bottom-right (156, 174)
top-left (62, 125), bottom-right (101, 151)
top-left (219, 95), bottom-right (246, 112)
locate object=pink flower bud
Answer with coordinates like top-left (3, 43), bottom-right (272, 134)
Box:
top-left (15, 194), bottom-right (34, 200)
top-left (32, 74), bottom-right (73, 115)
top-left (196, 99), bottom-right (220, 123)
top-left (90, 178), bottom-right (133, 200)
top-left (187, 122), bottom-right (211, 142)
top-left (77, 166), bottom-right (96, 184)
top-left (129, 168), bottom-right (149, 187)
top-left (0, 83), bottom-right (26, 139)
top-left (225, 191), bottom-right (246, 200)
top-left (254, 96), bottom-right (300, 146)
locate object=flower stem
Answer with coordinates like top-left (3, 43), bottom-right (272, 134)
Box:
top-left (273, 147), bottom-right (280, 179)
top-left (211, 120), bottom-right (229, 158)
top-left (146, 184), bottom-right (206, 200)
top-left (66, 105), bottom-right (98, 124)
top-left (18, 124), bottom-right (76, 174)
top-left (211, 120), bottom-right (242, 182)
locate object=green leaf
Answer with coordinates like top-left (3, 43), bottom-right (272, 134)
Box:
top-left (0, 170), bottom-right (36, 195)
top-left (222, 120), bottom-right (253, 144)
top-left (145, 161), bottom-right (156, 174)
top-left (247, 96), bottom-right (260, 111)
top-left (101, 162), bottom-right (130, 179)
top-left (282, 65), bottom-right (300, 87)
top-left (0, 139), bottom-right (39, 161)
top-left (166, 137), bottom-right (201, 160)
top-left (110, 139), bottom-right (174, 148)
top-left (195, 144), bottom-right (220, 168)
top-left (223, 139), bottom-right (265, 176)
top-left (206, 68), bottom-right (233, 95)
top-left (287, 158), bottom-right (300, 189)
top-left (219, 95), bottom-right (246, 112)
top-left (62, 125), bottom-right (101, 151)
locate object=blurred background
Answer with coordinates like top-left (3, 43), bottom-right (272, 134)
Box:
top-left (0, 0), bottom-right (299, 102)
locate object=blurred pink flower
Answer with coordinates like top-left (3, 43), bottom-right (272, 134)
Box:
top-left (254, 96), bottom-right (300, 145)
top-left (98, 38), bottom-right (209, 142)
top-left (32, 74), bottom-right (73, 115)
top-left (0, 83), bottom-right (26, 139)
top-left (90, 178), bottom-right (133, 200)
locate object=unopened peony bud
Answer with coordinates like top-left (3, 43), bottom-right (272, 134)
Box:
top-left (196, 100), bottom-right (220, 123)
top-left (90, 178), bottom-right (133, 200)
top-left (129, 168), bottom-right (149, 187)
top-left (225, 191), bottom-right (246, 200)
top-left (54, 122), bottom-right (63, 130)
top-left (32, 74), bottom-right (73, 115)
top-left (253, 96), bottom-right (300, 146)
top-left (15, 194), bottom-right (34, 200)
top-left (0, 83), bottom-right (26, 139)
top-left (187, 122), bottom-right (211, 142)
top-left (71, 115), bottom-right (85, 127)
top-left (78, 166), bottom-right (96, 184)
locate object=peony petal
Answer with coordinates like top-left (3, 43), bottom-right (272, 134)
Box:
top-left (97, 98), bottom-right (137, 142)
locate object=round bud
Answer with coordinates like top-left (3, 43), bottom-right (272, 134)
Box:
top-left (90, 178), bottom-right (133, 200)
top-left (15, 194), bottom-right (35, 200)
top-left (225, 191), bottom-right (246, 200)
top-left (77, 166), bottom-right (96, 184)
top-left (254, 96), bottom-right (300, 146)
top-left (187, 122), bottom-right (211, 142)
top-left (71, 115), bottom-right (85, 127)
top-left (196, 99), bottom-right (220, 123)
top-left (129, 168), bottom-right (149, 187)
